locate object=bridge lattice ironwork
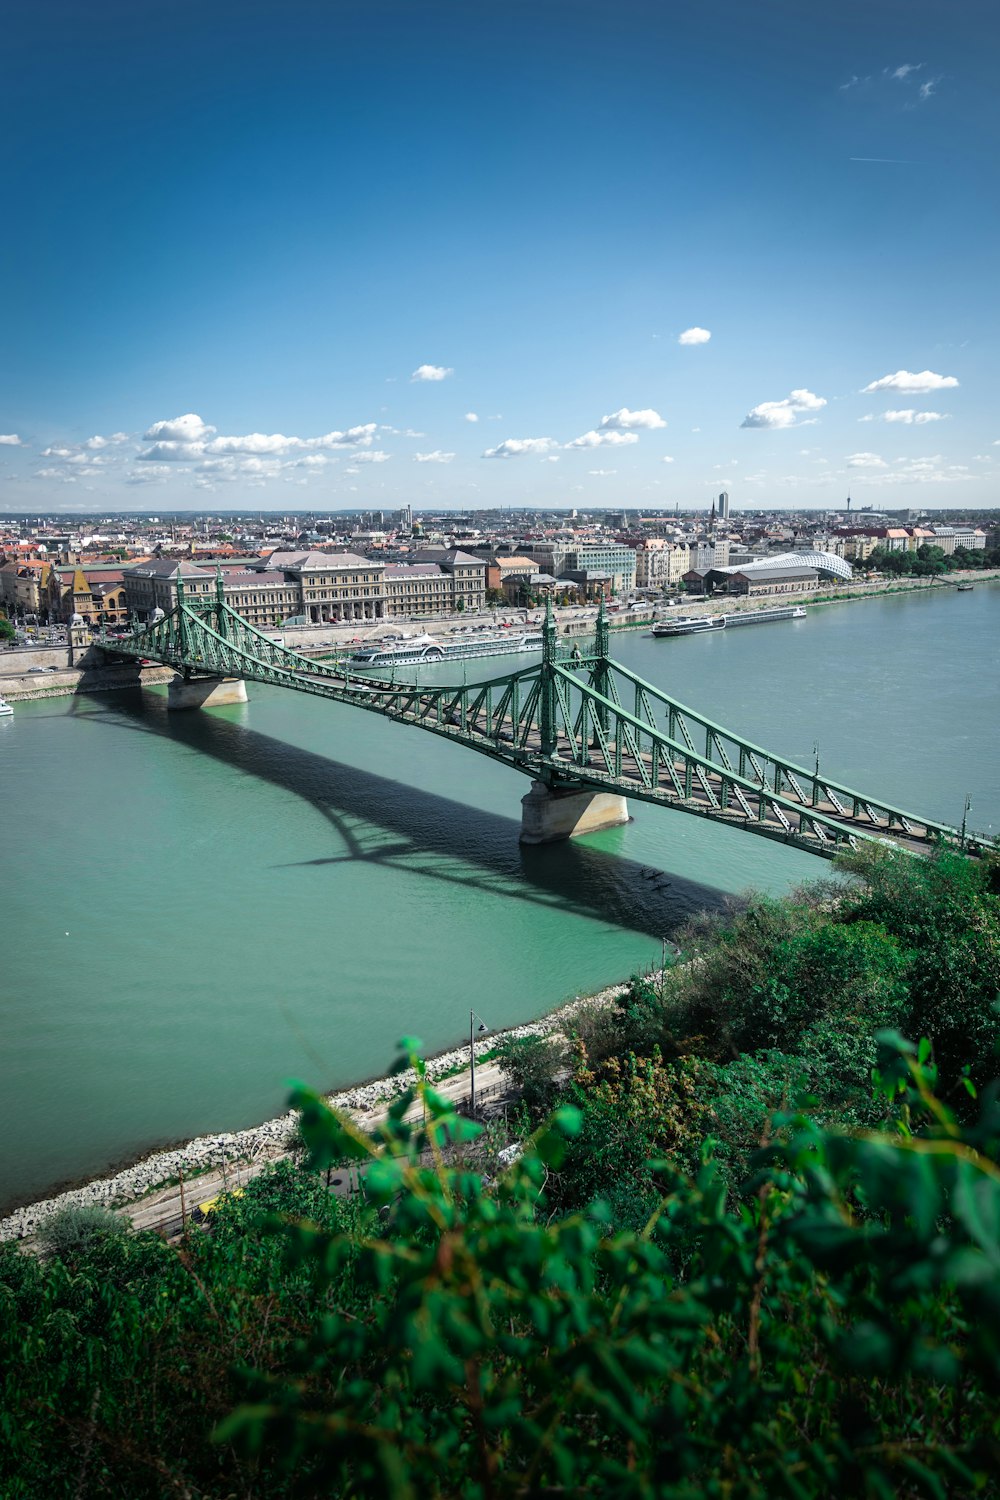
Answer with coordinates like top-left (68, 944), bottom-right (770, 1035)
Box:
top-left (96, 577), bottom-right (988, 861)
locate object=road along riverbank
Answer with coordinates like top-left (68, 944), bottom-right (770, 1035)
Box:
top-left (0, 980), bottom-right (631, 1242)
top-left (4, 570), bottom-right (995, 702)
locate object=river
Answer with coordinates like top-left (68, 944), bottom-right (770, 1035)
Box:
top-left (1, 584), bottom-right (997, 1211)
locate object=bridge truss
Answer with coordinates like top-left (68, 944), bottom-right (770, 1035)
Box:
top-left (96, 577), bottom-right (987, 861)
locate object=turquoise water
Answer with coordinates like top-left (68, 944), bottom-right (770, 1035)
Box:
top-left (1, 585), bottom-right (997, 1210)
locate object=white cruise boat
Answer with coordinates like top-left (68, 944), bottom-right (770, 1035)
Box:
top-left (650, 615), bottom-right (726, 638)
top-left (722, 606), bottom-right (807, 627)
top-left (350, 629), bottom-right (545, 668)
top-left (0, 695), bottom-right (13, 716)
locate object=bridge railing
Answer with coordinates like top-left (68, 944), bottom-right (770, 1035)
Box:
top-left (545, 658), bottom-right (964, 845)
top-left (96, 598), bottom-right (990, 860)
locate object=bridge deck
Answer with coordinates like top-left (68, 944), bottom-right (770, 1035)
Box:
top-left (94, 592), bottom-right (989, 864)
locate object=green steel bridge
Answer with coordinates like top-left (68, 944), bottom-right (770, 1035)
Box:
top-left (96, 576), bottom-right (988, 861)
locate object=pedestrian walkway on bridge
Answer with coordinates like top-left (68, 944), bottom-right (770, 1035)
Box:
top-left (97, 579), bottom-right (992, 863)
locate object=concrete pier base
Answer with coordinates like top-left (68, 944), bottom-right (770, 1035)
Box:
top-left (167, 675), bottom-right (248, 711)
top-left (519, 780), bottom-right (630, 844)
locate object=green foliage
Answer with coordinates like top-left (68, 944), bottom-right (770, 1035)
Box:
top-left (0, 615), bottom-right (15, 643)
top-left (214, 1038), bottom-right (1000, 1497)
top-left (837, 845), bottom-right (1000, 1092)
top-left (492, 1031), bottom-right (568, 1120)
top-left (37, 1202), bottom-right (127, 1258)
top-left (3, 852), bottom-right (999, 1495)
top-left (552, 1050), bottom-right (713, 1228)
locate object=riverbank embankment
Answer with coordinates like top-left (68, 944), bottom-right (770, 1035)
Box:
top-left (3, 572), bottom-right (995, 700)
top-left (0, 981), bottom-right (630, 1240)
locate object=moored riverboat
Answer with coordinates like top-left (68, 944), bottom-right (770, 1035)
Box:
top-left (350, 630), bottom-right (545, 667)
top-left (0, 695), bottom-right (13, 716)
top-left (722, 606), bottom-right (807, 627)
top-left (650, 615), bottom-right (726, 637)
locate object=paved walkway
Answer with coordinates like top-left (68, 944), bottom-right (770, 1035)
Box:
top-left (123, 1057), bottom-right (512, 1239)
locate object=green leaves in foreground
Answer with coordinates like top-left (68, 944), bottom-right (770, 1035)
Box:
top-left (221, 1034), bottom-right (1000, 1499)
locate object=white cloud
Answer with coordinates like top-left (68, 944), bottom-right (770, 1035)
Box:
top-left (35, 467), bottom-right (77, 483)
top-left (137, 418), bottom-right (378, 463)
top-left (297, 423), bottom-right (377, 450)
top-left (143, 413), bottom-right (216, 443)
top-left (0, 434), bottom-right (23, 445)
top-left (847, 452), bottom-right (889, 468)
top-left (347, 449), bottom-right (390, 464)
top-left (464, 412), bottom-right (479, 423)
top-left (741, 389), bottom-right (827, 429)
top-left (587, 469), bottom-right (617, 476)
top-left (919, 78), bottom-right (938, 101)
top-left (678, 327), bottom-right (711, 346)
top-left (138, 440), bottom-right (202, 462)
top-left (205, 432), bottom-right (300, 456)
top-left (482, 437), bottom-right (557, 459)
top-left (411, 364), bottom-right (453, 382)
top-left (565, 429), bottom-right (639, 449)
top-left (600, 407), bottom-right (666, 430)
top-left (861, 369), bottom-right (958, 394)
top-left (661, 455), bottom-right (675, 463)
top-left (414, 450), bottom-right (455, 463)
top-left (890, 62), bottom-right (923, 80)
top-left (882, 409), bottom-right (947, 424)
top-left (126, 465), bottom-right (173, 485)
top-left (38, 442), bottom-right (115, 472)
top-left (196, 456), bottom-right (283, 478)
top-left (844, 454), bottom-right (975, 486)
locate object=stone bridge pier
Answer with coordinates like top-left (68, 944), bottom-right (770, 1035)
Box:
top-left (167, 675), bottom-right (248, 711)
top-left (519, 780), bottom-right (630, 844)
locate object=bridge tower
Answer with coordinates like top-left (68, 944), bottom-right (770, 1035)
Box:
top-left (519, 596), bottom-right (630, 844)
top-left (166, 574), bottom-right (249, 711)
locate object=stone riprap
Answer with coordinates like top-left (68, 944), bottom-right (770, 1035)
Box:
top-left (0, 982), bottom-right (629, 1242)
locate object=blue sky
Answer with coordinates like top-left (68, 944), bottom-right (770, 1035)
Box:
top-left (2, 0), bottom-right (997, 512)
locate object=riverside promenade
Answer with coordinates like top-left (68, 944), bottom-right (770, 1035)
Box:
top-left (3, 571), bottom-right (994, 702)
top-left (0, 983), bottom-right (630, 1244)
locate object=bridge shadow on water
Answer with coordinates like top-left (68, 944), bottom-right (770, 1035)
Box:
top-left (73, 688), bottom-right (731, 941)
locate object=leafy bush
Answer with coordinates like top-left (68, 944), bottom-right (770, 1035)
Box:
top-left (551, 1049), bottom-right (713, 1228)
top-left (492, 1031), bottom-right (568, 1119)
top-left (37, 1203), bottom-right (127, 1258)
top-left (839, 846), bottom-right (1000, 1093)
top-left (215, 1037), bottom-right (1000, 1498)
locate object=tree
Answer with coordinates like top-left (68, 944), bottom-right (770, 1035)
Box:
top-left (0, 617), bottom-right (15, 644)
top-left (493, 1032), bottom-right (568, 1119)
top-left (216, 1039), bottom-right (1000, 1499)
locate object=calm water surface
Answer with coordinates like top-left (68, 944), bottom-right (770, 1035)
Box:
top-left (1, 585), bottom-right (997, 1209)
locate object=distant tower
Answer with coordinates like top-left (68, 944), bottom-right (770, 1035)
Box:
top-left (718, 491), bottom-right (730, 521)
top-left (709, 498), bottom-right (716, 527)
top-left (847, 494), bottom-right (852, 513)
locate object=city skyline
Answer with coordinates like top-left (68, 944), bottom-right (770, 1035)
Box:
top-left (2, 0), bottom-right (997, 512)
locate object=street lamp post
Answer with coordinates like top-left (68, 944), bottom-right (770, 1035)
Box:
top-left (470, 1009), bottom-right (489, 1115)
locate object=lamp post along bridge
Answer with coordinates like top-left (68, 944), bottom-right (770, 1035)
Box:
top-left (96, 585), bottom-right (991, 861)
